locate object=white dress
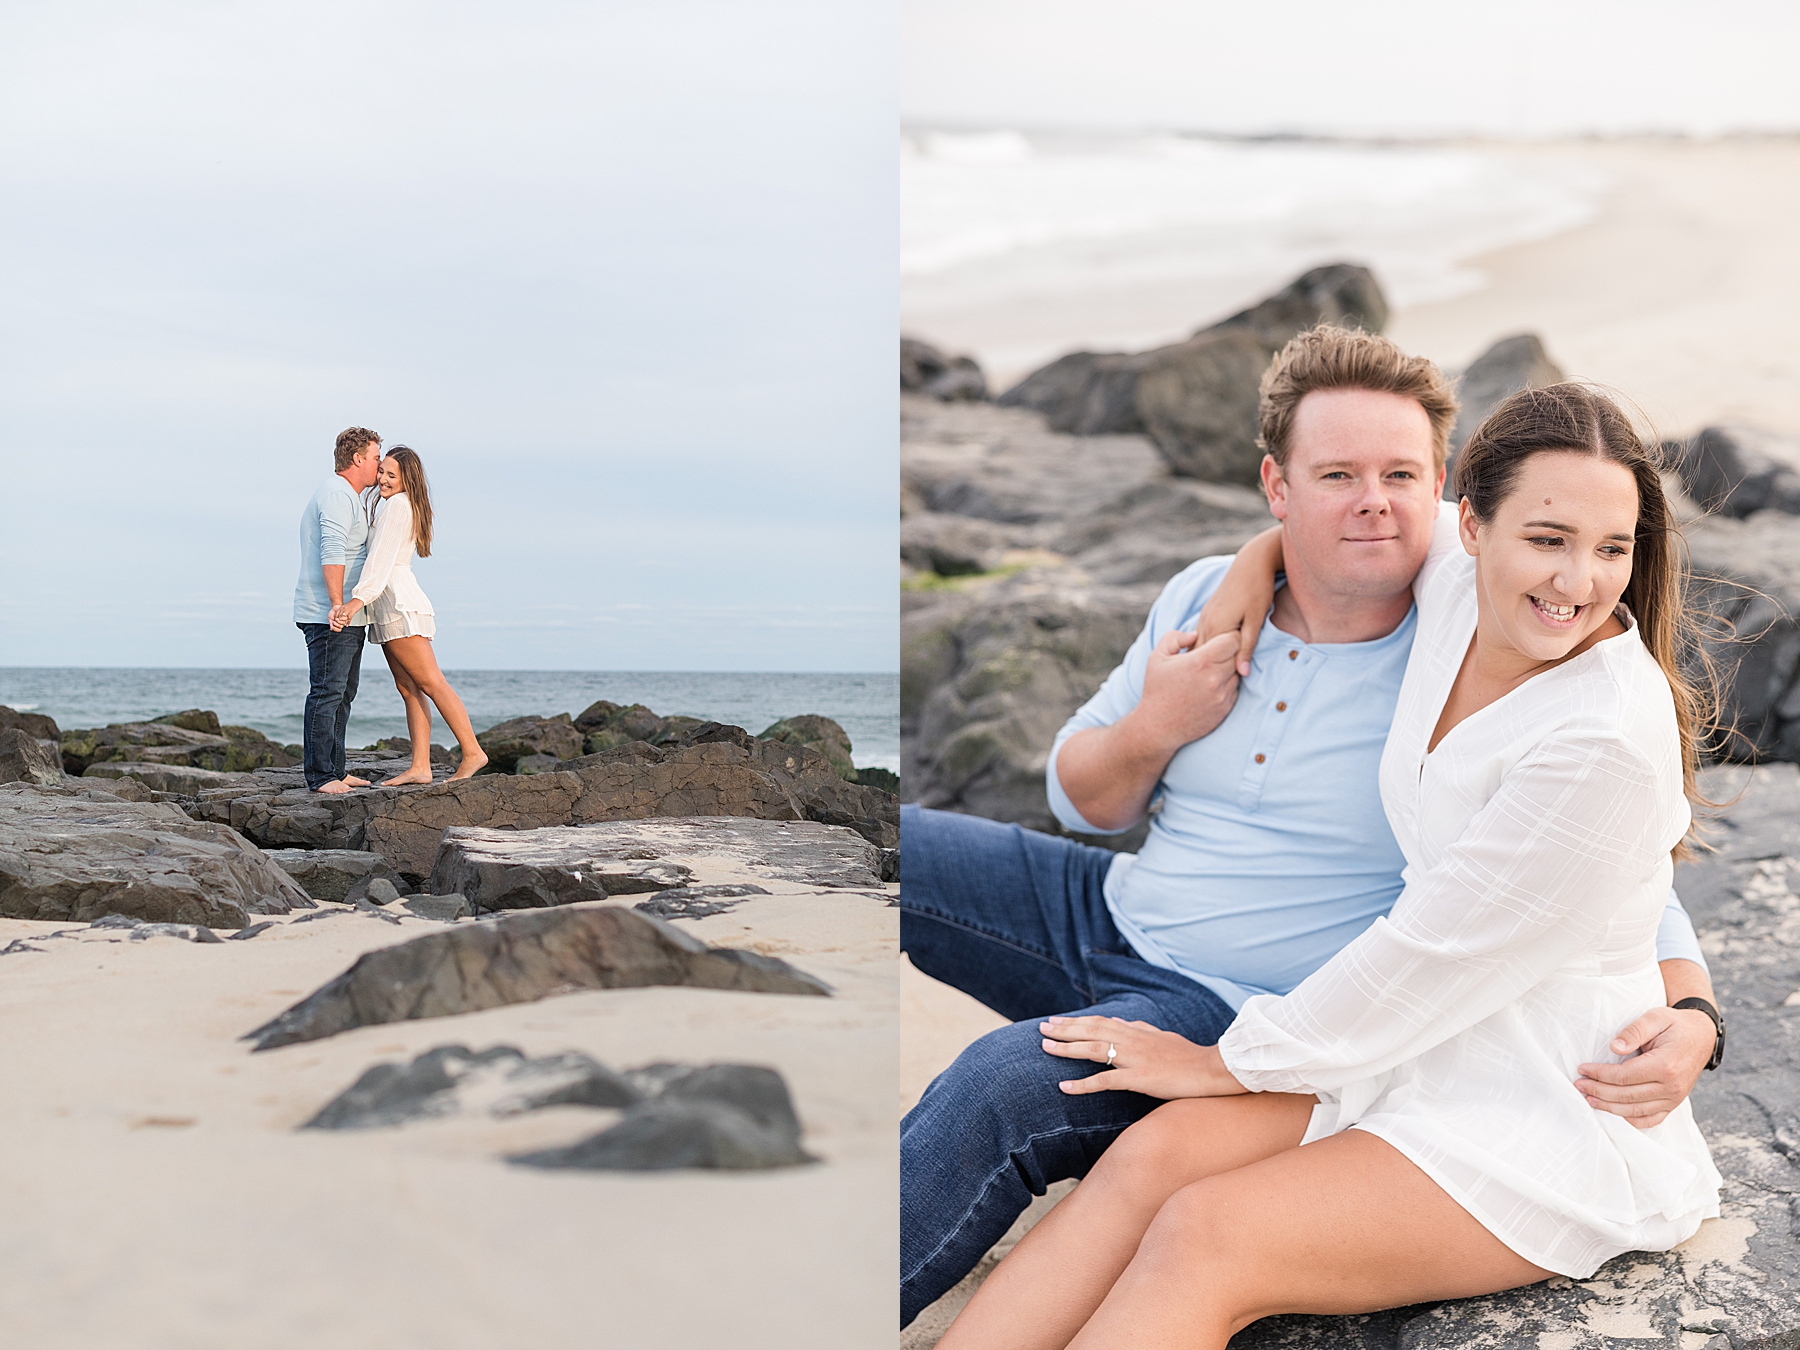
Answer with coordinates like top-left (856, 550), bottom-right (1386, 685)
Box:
top-left (1217, 540), bottom-right (1721, 1277)
top-left (351, 491), bottom-right (436, 643)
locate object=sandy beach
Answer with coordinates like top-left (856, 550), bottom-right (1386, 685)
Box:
top-left (0, 872), bottom-right (897, 1349)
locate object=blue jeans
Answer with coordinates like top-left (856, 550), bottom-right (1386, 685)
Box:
top-left (899, 804), bottom-right (1237, 1327)
top-left (298, 622), bottom-right (365, 790)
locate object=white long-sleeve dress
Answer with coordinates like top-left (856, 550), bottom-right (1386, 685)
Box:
top-left (1216, 541), bottom-right (1721, 1277)
top-left (350, 491), bottom-right (436, 643)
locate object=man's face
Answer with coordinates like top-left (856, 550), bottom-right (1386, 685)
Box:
top-left (348, 443), bottom-right (381, 490)
top-left (1261, 388), bottom-right (1445, 604)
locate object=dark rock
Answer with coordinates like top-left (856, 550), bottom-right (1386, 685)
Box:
top-left (61, 719), bottom-right (295, 776)
top-left (1135, 326), bottom-right (1278, 484)
top-left (229, 922), bottom-right (275, 941)
top-left (0, 783), bottom-right (313, 927)
top-left (492, 1051), bottom-right (644, 1114)
top-left (573, 700), bottom-right (623, 733)
top-left (635, 884), bottom-right (771, 920)
top-left (264, 848), bottom-right (398, 904)
top-left (244, 903), bottom-right (832, 1051)
top-left (0, 705), bottom-right (60, 741)
top-left (900, 512), bottom-right (1020, 578)
top-left (1210, 263), bottom-right (1389, 351)
top-left (509, 1064), bottom-right (815, 1171)
top-left (1443, 333), bottom-right (1566, 488)
top-left (428, 817), bottom-right (882, 912)
top-left (153, 709), bottom-right (221, 735)
top-left (372, 736), bottom-right (454, 768)
top-left (857, 766), bottom-right (900, 793)
top-left (903, 336), bottom-right (989, 402)
top-left (82, 761), bottom-right (254, 795)
top-left (402, 892), bottom-right (471, 922)
top-left (1, 939), bottom-right (45, 955)
top-left (346, 875), bottom-right (402, 906)
top-left (760, 714), bottom-right (858, 783)
top-left (304, 1044), bottom-right (528, 1128)
top-left (1683, 510), bottom-right (1800, 762)
top-left (475, 714), bottom-right (584, 773)
top-left (1670, 425), bottom-right (1800, 519)
top-left (514, 753), bottom-right (566, 775)
top-left (90, 913), bottom-right (144, 929)
top-left (998, 349), bottom-right (1156, 435)
top-left (0, 727), bottom-right (66, 787)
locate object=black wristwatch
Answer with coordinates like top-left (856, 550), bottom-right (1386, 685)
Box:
top-left (1672, 997), bottom-right (1726, 1071)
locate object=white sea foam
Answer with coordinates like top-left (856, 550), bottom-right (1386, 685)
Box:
top-left (902, 129), bottom-right (1605, 375)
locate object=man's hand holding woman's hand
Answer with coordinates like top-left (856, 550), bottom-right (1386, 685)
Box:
top-left (1040, 1015), bottom-right (1248, 1100)
top-left (328, 599), bottom-right (363, 632)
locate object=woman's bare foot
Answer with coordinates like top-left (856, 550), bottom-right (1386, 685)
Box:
top-left (383, 769), bottom-right (435, 786)
top-left (315, 779), bottom-right (353, 795)
top-left (449, 748), bottom-right (488, 780)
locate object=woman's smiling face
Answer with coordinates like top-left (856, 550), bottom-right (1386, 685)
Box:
top-left (1464, 450), bottom-right (1639, 664)
top-left (376, 456), bottom-right (403, 498)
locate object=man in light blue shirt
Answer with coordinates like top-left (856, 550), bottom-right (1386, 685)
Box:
top-left (898, 329), bottom-right (1722, 1326)
top-left (294, 426), bottom-right (381, 793)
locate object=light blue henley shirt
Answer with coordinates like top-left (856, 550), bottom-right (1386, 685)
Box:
top-left (294, 475), bottom-right (373, 626)
top-left (1047, 555), bottom-right (1707, 1012)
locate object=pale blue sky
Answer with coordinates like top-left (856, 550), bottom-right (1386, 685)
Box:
top-left (0, 1), bottom-right (896, 671)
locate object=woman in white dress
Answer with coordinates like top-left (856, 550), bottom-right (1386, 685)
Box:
top-left (936, 384), bottom-right (1721, 1348)
top-left (329, 446), bottom-right (488, 783)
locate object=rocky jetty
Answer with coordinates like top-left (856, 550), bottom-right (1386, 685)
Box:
top-left (60, 709), bottom-right (296, 776)
top-left (903, 335), bottom-right (990, 402)
top-left (0, 782), bottom-right (312, 927)
top-left (245, 902), bottom-right (832, 1051)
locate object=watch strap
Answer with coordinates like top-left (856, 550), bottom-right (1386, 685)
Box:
top-left (1672, 997), bottom-right (1726, 1071)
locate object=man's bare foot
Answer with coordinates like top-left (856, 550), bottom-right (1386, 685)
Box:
top-left (315, 779), bottom-right (353, 795)
top-left (383, 769), bottom-right (435, 786)
top-left (343, 775), bottom-right (372, 787)
top-left (449, 749), bottom-right (488, 780)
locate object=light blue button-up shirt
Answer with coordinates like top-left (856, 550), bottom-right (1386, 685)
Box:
top-left (1047, 555), bottom-right (1706, 1011)
top-left (293, 475), bottom-right (373, 625)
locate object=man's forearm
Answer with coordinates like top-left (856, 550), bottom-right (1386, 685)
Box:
top-left (1661, 958), bottom-right (1716, 1009)
top-left (322, 564), bottom-right (345, 608)
top-left (1055, 715), bottom-right (1180, 832)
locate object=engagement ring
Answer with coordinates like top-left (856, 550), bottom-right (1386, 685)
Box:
top-left (1107, 1042), bottom-right (1117, 1065)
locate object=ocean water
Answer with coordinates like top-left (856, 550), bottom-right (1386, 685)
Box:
top-left (901, 129), bottom-right (1603, 378)
top-left (0, 669), bottom-right (899, 772)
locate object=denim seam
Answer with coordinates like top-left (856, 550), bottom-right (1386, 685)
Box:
top-left (900, 902), bottom-right (1074, 981)
top-left (900, 1120), bottom-right (1129, 1288)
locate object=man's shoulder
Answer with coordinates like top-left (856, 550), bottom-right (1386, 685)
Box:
top-left (1142, 554), bottom-right (1237, 630)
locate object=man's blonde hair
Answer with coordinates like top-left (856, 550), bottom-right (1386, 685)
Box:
top-left (1258, 326), bottom-right (1458, 469)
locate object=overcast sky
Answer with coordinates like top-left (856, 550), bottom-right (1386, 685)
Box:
top-left (0, 1), bottom-right (895, 672)
top-left (903, 0), bottom-right (1800, 138)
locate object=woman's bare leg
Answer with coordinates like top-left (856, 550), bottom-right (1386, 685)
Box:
top-left (938, 1094), bottom-right (1316, 1350)
top-left (380, 644), bottom-right (437, 785)
top-left (381, 636), bottom-right (488, 777)
top-left (1068, 1128), bottom-right (1550, 1350)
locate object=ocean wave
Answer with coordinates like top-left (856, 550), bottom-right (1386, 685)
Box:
top-left (901, 129), bottom-right (1603, 304)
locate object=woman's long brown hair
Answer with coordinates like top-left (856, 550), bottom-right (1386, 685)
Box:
top-left (383, 445), bottom-right (433, 558)
top-left (1452, 383), bottom-right (1720, 860)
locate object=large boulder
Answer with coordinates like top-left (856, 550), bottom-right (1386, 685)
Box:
top-left (759, 714), bottom-right (858, 783)
top-left (0, 704), bottom-right (60, 742)
top-left (998, 263), bottom-right (1387, 480)
top-left (1669, 425), bottom-right (1800, 519)
top-left (82, 761), bottom-right (255, 795)
top-left (573, 701), bottom-right (691, 755)
top-left (1682, 510), bottom-right (1800, 762)
top-left (997, 350), bottom-right (1156, 435)
top-left (427, 817), bottom-right (887, 912)
top-left (474, 713), bottom-right (584, 772)
top-left (1136, 264), bottom-right (1389, 485)
top-left (243, 904), bottom-right (831, 1051)
top-left (0, 728), bottom-right (65, 787)
top-left (0, 782), bottom-right (312, 927)
top-left (902, 336), bottom-right (989, 402)
top-left (1443, 333), bottom-right (1566, 489)
top-left (265, 848), bottom-right (406, 903)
